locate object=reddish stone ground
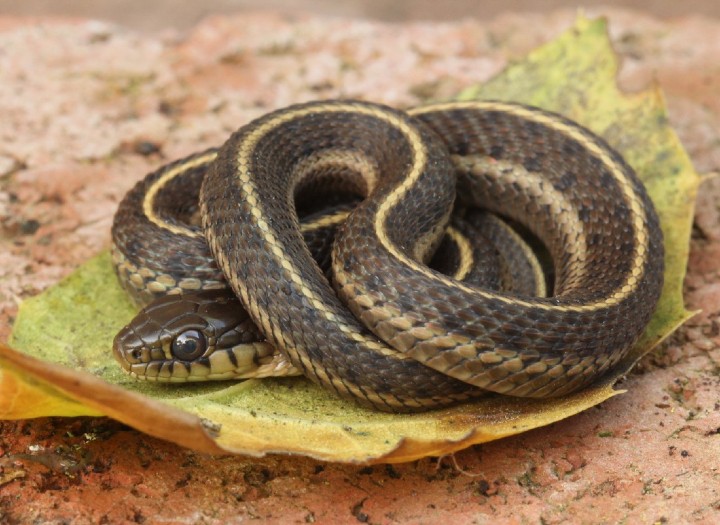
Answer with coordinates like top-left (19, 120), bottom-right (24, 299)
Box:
top-left (1, 8), bottom-right (719, 524)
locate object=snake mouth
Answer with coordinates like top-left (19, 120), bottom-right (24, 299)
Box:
top-left (125, 362), bottom-right (244, 383)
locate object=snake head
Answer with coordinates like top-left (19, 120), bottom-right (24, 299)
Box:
top-left (112, 290), bottom-right (298, 382)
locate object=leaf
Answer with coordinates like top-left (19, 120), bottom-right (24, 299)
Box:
top-left (0, 16), bottom-right (699, 463)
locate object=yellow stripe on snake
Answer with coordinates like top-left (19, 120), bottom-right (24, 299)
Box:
top-left (111, 100), bottom-right (663, 412)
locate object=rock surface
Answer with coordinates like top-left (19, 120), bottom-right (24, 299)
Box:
top-left (1, 8), bottom-right (719, 524)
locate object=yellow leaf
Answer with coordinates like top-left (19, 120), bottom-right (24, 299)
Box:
top-left (1, 17), bottom-right (699, 463)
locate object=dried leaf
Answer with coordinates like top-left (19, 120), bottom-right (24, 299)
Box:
top-left (0, 17), bottom-right (699, 463)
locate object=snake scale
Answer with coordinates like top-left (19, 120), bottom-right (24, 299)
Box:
top-left (111, 100), bottom-right (664, 412)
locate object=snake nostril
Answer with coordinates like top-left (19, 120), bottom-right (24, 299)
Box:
top-left (130, 349), bottom-right (143, 361)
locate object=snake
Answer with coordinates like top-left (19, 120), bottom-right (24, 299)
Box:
top-left (111, 100), bottom-right (664, 412)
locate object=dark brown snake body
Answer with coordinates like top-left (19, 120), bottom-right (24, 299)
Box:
top-left (112, 100), bottom-right (664, 412)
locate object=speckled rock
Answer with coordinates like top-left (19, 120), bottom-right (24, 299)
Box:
top-left (0, 9), bottom-right (719, 524)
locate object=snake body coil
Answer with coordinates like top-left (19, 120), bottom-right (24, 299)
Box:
top-left (113, 100), bottom-right (664, 412)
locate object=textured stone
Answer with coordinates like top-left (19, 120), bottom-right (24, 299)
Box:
top-left (1, 8), bottom-right (719, 524)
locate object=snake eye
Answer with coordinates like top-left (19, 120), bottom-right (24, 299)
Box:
top-left (171, 330), bottom-right (207, 361)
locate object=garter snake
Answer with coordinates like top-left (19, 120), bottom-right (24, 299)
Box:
top-left (112, 100), bottom-right (664, 412)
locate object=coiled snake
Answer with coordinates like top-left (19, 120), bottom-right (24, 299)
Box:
top-left (112, 100), bottom-right (664, 412)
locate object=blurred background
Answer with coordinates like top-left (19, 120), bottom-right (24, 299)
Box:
top-left (0, 0), bottom-right (717, 31)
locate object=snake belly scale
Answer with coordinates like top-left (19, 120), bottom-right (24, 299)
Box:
top-left (113, 99), bottom-right (664, 412)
